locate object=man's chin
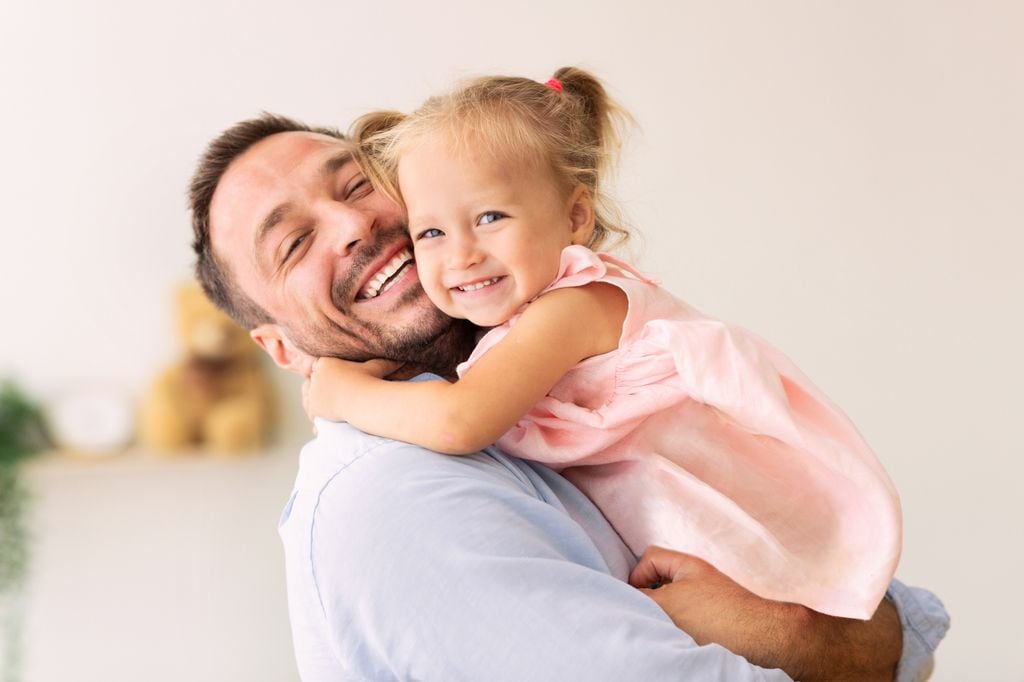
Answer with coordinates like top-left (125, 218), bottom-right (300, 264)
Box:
top-left (287, 297), bottom-right (452, 364)
top-left (390, 316), bottom-right (477, 378)
top-left (378, 303), bottom-right (457, 361)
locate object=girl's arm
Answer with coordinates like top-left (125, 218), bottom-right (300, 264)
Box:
top-left (306, 282), bottom-right (627, 454)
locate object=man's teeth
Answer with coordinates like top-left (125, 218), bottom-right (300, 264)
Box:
top-left (457, 277), bottom-right (501, 292)
top-left (359, 249), bottom-right (413, 300)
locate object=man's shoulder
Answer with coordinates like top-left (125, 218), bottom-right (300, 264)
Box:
top-left (289, 419), bottom-right (538, 516)
top-left (279, 419), bottom-right (593, 583)
top-left (295, 419), bottom-right (418, 488)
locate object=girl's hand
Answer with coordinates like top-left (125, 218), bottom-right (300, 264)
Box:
top-left (305, 357), bottom-right (404, 423)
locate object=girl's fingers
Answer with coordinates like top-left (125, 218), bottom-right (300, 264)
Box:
top-left (361, 359), bottom-right (405, 378)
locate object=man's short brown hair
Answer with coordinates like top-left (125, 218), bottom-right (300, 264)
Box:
top-left (189, 113), bottom-right (344, 329)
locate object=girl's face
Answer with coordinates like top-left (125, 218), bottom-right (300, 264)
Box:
top-left (398, 133), bottom-right (593, 327)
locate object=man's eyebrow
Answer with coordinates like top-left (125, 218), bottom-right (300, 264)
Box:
top-left (252, 149), bottom-right (354, 265)
top-left (321, 150), bottom-right (355, 179)
top-left (253, 202), bottom-right (294, 260)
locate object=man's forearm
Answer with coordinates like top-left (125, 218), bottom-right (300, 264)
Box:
top-left (649, 591), bottom-right (901, 681)
top-left (779, 598), bottom-right (901, 682)
top-left (631, 547), bottom-right (903, 681)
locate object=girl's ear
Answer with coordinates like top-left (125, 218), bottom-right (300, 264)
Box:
top-left (567, 185), bottom-right (596, 246)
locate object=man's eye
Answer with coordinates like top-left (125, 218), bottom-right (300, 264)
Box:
top-left (416, 228), bottom-right (444, 240)
top-left (347, 176), bottom-right (373, 199)
top-left (284, 234), bottom-right (307, 261)
top-left (478, 211), bottom-right (506, 226)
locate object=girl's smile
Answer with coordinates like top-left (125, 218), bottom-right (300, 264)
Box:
top-left (398, 132), bottom-right (594, 328)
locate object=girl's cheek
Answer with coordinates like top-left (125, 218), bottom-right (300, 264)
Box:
top-left (416, 258), bottom-right (445, 296)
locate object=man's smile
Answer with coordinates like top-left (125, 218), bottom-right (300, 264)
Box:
top-left (356, 247), bottom-right (416, 301)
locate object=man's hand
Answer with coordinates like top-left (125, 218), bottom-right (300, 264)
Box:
top-left (303, 357), bottom-right (403, 423)
top-left (629, 546), bottom-right (901, 682)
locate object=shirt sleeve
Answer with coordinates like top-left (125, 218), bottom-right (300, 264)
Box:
top-left (888, 580), bottom-right (951, 682)
top-left (308, 438), bottom-right (791, 682)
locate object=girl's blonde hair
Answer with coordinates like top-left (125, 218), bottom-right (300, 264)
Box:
top-left (351, 67), bottom-right (633, 250)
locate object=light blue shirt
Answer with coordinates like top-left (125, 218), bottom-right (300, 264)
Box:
top-left (280, 417), bottom-right (948, 681)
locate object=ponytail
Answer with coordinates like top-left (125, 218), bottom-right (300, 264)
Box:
top-left (552, 66), bottom-right (629, 183)
top-left (548, 67), bottom-right (633, 249)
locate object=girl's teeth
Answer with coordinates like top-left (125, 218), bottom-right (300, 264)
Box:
top-left (459, 277), bottom-right (500, 292)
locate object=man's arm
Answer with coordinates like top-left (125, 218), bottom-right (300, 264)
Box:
top-left (291, 421), bottom-right (948, 681)
top-left (887, 580), bottom-right (949, 682)
top-left (300, 424), bottom-right (791, 681)
top-left (630, 547), bottom-right (949, 681)
top-left (630, 546), bottom-right (906, 681)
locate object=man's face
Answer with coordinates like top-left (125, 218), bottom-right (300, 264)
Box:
top-left (209, 132), bottom-right (454, 367)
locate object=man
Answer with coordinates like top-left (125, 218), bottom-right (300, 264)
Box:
top-left (189, 113), bottom-right (948, 681)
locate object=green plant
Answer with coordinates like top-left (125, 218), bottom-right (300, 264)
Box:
top-left (0, 380), bottom-right (47, 682)
top-left (0, 381), bottom-right (47, 592)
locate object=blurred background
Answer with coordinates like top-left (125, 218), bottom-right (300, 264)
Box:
top-left (1, 1), bottom-right (1021, 680)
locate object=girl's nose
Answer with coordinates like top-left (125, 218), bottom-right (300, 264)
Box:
top-left (445, 233), bottom-right (483, 270)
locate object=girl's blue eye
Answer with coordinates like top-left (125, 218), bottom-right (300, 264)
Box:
top-left (478, 211), bottom-right (505, 226)
top-left (417, 228), bottom-right (444, 240)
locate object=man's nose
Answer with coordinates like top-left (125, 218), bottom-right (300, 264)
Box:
top-left (322, 201), bottom-right (374, 257)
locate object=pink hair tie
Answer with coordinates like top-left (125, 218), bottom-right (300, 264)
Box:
top-left (545, 78), bottom-right (563, 92)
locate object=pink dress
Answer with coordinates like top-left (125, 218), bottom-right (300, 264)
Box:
top-left (457, 245), bottom-right (901, 619)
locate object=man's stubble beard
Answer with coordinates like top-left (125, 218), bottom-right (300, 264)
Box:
top-left (285, 223), bottom-right (479, 376)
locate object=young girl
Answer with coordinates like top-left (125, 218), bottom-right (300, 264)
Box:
top-left (306, 68), bottom-right (901, 620)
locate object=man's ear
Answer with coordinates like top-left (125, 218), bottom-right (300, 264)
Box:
top-left (567, 185), bottom-right (596, 246)
top-left (251, 324), bottom-right (315, 377)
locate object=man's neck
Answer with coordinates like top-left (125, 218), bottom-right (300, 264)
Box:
top-left (395, 319), bottom-right (478, 381)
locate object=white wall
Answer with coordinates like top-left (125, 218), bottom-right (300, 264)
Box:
top-left (2, 1), bottom-right (1021, 679)
top-left (21, 450), bottom-right (300, 682)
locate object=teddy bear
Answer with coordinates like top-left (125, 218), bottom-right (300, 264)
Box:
top-left (138, 281), bottom-right (275, 454)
